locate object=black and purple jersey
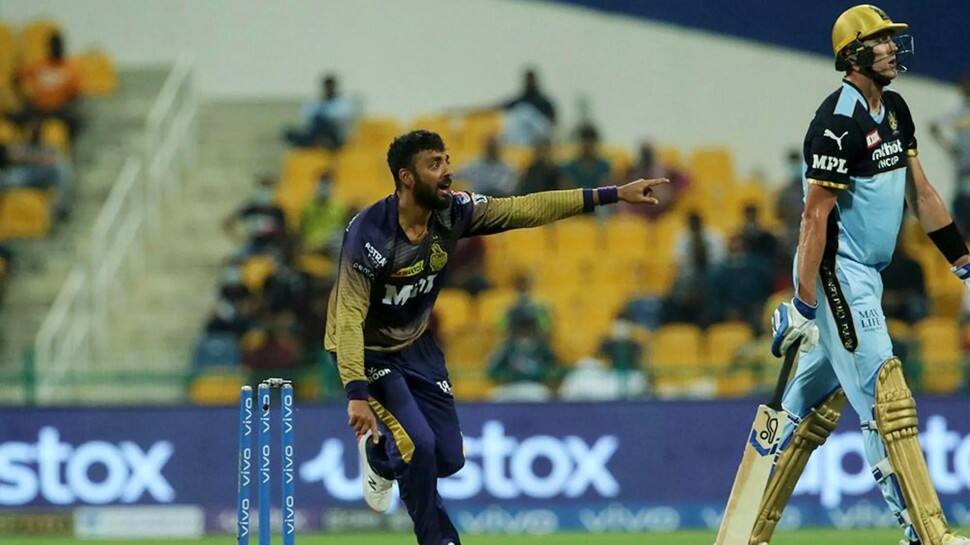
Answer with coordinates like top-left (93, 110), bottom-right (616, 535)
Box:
top-left (325, 188), bottom-right (595, 396)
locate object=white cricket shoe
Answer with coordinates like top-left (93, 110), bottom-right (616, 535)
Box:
top-left (358, 431), bottom-right (393, 512)
top-left (943, 534), bottom-right (970, 545)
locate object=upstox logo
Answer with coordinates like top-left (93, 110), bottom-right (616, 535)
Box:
top-left (300, 420), bottom-right (619, 501)
top-left (794, 415), bottom-right (970, 507)
top-left (0, 427), bottom-right (174, 505)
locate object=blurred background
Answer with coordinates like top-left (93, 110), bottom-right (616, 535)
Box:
top-left (0, 0), bottom-right (967, 541)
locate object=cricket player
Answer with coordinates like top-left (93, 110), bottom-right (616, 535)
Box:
top-left (324, 129), bottom-right (666, 545)
top-left (755, 5), bottom-right (970, 545)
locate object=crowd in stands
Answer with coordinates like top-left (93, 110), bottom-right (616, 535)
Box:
top-left (0, 19), bottom-right (115, 306)
top-left (189, 68), bottom-right (970, 404)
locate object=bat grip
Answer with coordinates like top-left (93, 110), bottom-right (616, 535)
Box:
top-left (767, 339), bottom-right (801, 411)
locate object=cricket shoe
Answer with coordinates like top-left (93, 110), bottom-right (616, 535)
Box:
top-left (899, 535), bottom-right (970, 545)
top-left (358, 431), bottom-right (393, 512)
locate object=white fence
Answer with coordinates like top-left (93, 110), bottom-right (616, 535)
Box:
top-left (32, 55), bottom-right (198, 404)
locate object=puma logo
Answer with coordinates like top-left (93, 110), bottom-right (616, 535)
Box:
top-left (823, 129), bottom-right (849, 151)
top-left (368, 477), bottom-right (378, 490)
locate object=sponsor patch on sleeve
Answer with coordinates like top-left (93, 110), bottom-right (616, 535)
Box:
top-left (352, 261), bottom-right (375, 280)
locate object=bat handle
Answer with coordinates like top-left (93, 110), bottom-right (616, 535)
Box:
top-left (767, 339), bottom-right (801, 411)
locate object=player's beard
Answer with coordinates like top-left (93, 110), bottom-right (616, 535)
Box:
top-left (412, 173), bottom-right (452, 210)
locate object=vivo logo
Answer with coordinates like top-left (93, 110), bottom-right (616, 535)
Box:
top-left (0, 427), bottom-right (174, 505)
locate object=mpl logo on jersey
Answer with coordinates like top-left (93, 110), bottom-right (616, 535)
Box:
top-left (300, 420), bottom-right (619, 501)
top-left (811, 154), bottom-right (848, 174)
top-left (793, 415), bottom-right (970, 508)
top-left (0, 427), bottom-right (174, 506)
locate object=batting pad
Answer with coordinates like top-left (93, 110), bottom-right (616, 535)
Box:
top-left (875, 358), bottom-right (950, 545)
top-left (749, 389), bottom-right (845, 545)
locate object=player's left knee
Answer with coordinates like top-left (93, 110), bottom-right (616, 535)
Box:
top-left (437, 451), bottom-right (465, 477)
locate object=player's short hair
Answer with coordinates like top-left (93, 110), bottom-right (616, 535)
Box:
top-left (387, 130), bottom-right (445, 191)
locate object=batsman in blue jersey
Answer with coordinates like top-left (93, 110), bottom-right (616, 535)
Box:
top-left (751, 5), bottom-right (970, 545)
top-left (324, 130), bottom-right (666, 545)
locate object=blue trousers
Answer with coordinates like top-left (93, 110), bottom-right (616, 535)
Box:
top-left (364, 333), bottom-right (464, 545)
top-left (782, 256), bottom-right (916, 542)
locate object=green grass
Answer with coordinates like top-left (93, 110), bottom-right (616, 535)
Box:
top-left (9, 529), bottom-right (921, 545)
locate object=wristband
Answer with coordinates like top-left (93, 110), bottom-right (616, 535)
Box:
top-left (581, 188), bottom-right (595, 213)
top-left (345, 380), bottom-right (369, 401)
top-left (792, 296), bottom-right (817, 320)
top-left (927, 221), bottom-right (969, 264)
top-left (596, 185), bottom-right (619, 205)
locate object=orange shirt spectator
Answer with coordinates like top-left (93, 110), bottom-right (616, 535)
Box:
top-left (21, 59), bottom-right (80, 113)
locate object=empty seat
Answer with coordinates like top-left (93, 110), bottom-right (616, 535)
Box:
top-left (435, 289), bottom-right (473, 336)
top-left (0, 189), bottom-right (52, 239)
top-left (651, 323), bottom-right (703, 372)
top-left (705, 322), bottom-right (754, 371)
top-left (73, 51), bottom-right (118, 95)
top-left (189, 370), bottom-right (247, 405)
top-left (915, 318), bottom-right (963, 394)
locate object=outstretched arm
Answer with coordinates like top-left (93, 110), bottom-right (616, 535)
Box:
top-left (462, 178), bottom-right (667, 236)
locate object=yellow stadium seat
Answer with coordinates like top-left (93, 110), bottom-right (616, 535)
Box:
top-left (502, 145), bottom-right (533, 172)
top-left (589, 257), bottom-right (639, 299)
top-left (0, 22), bottom-right (15, 80)
top-left (462, 112), bottom-right (503, 151)
top-left (475, 289), bottom-right (519, 328)
top-left (0, 117), bottom-right (20, 143)
top-left (452, 374), bottom-right (494, 401)
top-left (73, 51), bottom-right (117, 95)
top-left (444, 325), bottom-right (496, 370)
top-left (652, 323), bottom-right (703, 372)
top-left (40, 118), bottom-right (69, 153)
top-left (0, 189), bottom-right (52, 240)
top-left (534, 256), bottom-right (592, 292)
top-left (689, 146), bottom-right (735, 186)
top-left (282, 149), bottom-right (333, 181)
top-left (485, 227), bottom-right (550, 285)
top-left (350, 117), bottom-right (401, 149)
top-left (656, 145), bottom-right (683, 169)
top-left (189, 371), bottom-right (247, 405)
top-left (411, 115), bottom-right (458, 144)
top-left (240, 255), bottom-right (277, 292)
top-left (553, 323), bottom-right (604, 364)
top-left (717, 371), bottom-right (757, 398)
top-left (705, 322), bottom-right (755, 371)
top-left (435, 289), bottom-right (473, 336)
top-left (602, 145), bottom-right (633, 177)
top-left (720, 180), bottom-right (773, 232)
top-left (604, 215), bottom-right (650, 260)
top-left (551, 216), bottom-right (601, 260)
top-left (19, 20), bottom-right (62, 66)
top-left (886, 318), bottom-right (913, 344)
top-left (275, 179), bottom-right (316, 227)
top-left (916, 318), bottom-right (963, 394)
top-left (651, 215), bottom-right (684, 262)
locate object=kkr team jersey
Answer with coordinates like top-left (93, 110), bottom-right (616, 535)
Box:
top-left (325, 189), bottom-right (588, 391)
top-left (803, 80), bottom-right (918, 270)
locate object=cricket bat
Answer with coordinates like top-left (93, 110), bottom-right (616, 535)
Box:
top-left (714, 341), bottom-right (801, 545)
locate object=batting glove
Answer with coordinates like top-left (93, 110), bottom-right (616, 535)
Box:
top-left (771, 296), bottom-right (819, 357)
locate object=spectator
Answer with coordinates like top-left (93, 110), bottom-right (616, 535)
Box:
top-left (283, 74), bottom-right (354, 149)
top-left (737, 203), bottom-right (778, 260)
top-left (674, 211), bottom-right (725, 271)
top-left (502, 68), bottom-right (556, 125)
top-left (487, 309), bottom-right (559, 401)
top-left (299, 170), bottom-right (347, 254)
top-left (561, 123), bottom-right (612, 190)
top-left (223, 175), bottom-right (289, 255)
top-left (502, 274), bottom-right (552, 336)
top-left (710, 235), bottom-right (774, 331)
top-left (929, 75), bottom-right (970, 233)
top-left (774, 149), bottom-right (804, 246)
top-left (443, 237), bottom-right (489, 296)
top-left (619, 142), bottom-right (689, 221)
top-left (561, 316), bottom-right (648, 400)
top-left (456, 135), bottom-right (517, 196)
top-left (665, 212), bottom-right (722, 326)
top-left (881, 238), bottom-right (928, 324)
top-left (17, 32), bottom-right (82, 137)
top-left (243, 310), bottom-right (304, 382)
top-left (0, 134), bottom-right (74, 220)
top-left (517, 138), bottom-right (561, 195)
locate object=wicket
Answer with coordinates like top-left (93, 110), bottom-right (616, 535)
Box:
top-left (237, 379), bottom-right (295, 545)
